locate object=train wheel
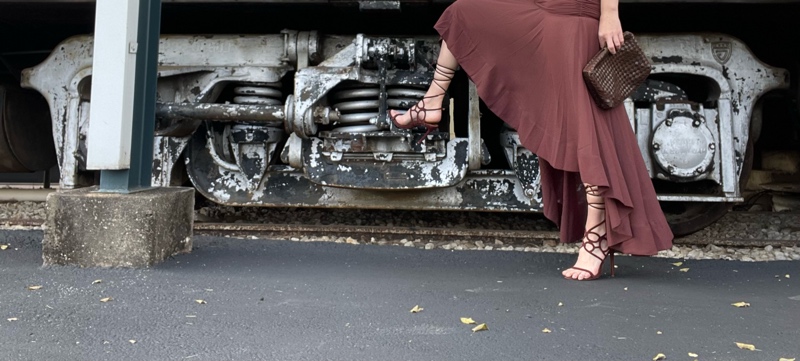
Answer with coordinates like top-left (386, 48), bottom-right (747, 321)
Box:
top-left (0, 82), bottom-right (56, 172)
top-left (662, 201), bottom-right (731, 237)
top-left (660, 136), bottom-right (754, 237)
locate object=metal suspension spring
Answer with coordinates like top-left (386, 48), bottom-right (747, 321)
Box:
top-left (233, 83), bottom-right (283, 105)
top-left (386, 87), bottom-right (426, 116)
top-left (329, 86), bottom-right (381, 133)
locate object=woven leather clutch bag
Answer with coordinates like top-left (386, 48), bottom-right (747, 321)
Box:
top-left (583, 32), bottom-right (651, 109)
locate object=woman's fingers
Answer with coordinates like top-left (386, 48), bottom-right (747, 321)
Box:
top-left (605, 36), bottom-right (617, 54)
top-left (601, 31), bottom-right (625, 54)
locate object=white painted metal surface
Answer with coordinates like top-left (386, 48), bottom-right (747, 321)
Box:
top-left (85, 0), bottom-right (140, 169)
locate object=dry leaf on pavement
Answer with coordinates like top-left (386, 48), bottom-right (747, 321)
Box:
top-left (460, 317), bottom-right (476, 324)
top-left (195, 300), bottom-right (207, 304)
top-left (778, 358), bottom-right (795, 361)
top-left (7, 318), bottom-right (18, 321)
top-left (735, 342), bottom-right (756, 351)
top-left (92, 280), bottom-right (102, 285)
top-left (409, 305), bottom-right (423, 313)
top-left (688, 352), bottom-right (698, 357)
top-left (100, 297), bottom-right (113, 303)
top-left (679, 268), bottom-right (690, 272)
top-left (672, 262), bottom-right (683, 266)
top-left (652, 353), bottom-right (666, 360)
top-left (558, 302), bottom-right (563, 307)
top-left (129, 340), bottom-right (136, 344)
top-left (27, 285), bottom-right (43, 290)
top-left (731, 302), bottom-right (750, 308)
top-left (471, 323), bottom-right (488, 332)
top-left (542, 328), bottom-right (552, 333)
top-left (0, 244), bottom-right (8, 250)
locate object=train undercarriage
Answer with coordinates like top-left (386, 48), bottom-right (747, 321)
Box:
top-left (1, 1), bottom-right (798, 235)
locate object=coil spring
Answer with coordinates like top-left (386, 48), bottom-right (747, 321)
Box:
top-left (328, 86), bottom-right (426, 133)
top-left (386, 87), bottom-right (426, 115)
top-left (329, 86), bottom-right (380, 133)
top-left (233, 83), bottom-right (283, 105)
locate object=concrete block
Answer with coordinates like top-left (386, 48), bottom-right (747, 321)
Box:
top-left (762, 151), bottom-right (800, 174)
top-left (44, 186), bottom-right (194, 268)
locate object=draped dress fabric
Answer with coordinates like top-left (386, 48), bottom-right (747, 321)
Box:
top-left (434, 0), bottom-right (673, 255)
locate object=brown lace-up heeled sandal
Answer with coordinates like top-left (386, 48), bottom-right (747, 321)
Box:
top-left (564, 185), bottom-right (615, 281)
top-left (390, 64), bottom-right (456, 144)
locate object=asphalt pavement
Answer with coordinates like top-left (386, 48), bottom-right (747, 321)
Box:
top-left (1, 230), bottom-right (798, 361)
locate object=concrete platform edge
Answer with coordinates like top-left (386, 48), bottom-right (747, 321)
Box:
top-left (43, 186), bottom-right (194, 268)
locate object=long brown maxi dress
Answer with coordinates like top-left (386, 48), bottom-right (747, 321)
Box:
top-left (434, 0), bottom-right (674, 255)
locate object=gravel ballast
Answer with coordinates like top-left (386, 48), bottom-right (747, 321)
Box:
top-left (2, 201), bottom-right (799, 262)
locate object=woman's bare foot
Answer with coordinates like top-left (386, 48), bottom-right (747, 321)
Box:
top-left (388, 92), bottom-right (445, 127)
top-left (562, 224), bottom-right (608, 280)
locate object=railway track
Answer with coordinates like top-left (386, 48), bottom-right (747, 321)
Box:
top-left (3, 217), bottom-right (799, 248)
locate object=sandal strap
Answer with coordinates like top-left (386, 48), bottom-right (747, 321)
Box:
top-left (581, 183), bottom-right (609, 262)
top-left (396, 63), bottom-right (455, 128)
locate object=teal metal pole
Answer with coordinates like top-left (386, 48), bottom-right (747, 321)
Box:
top-left (99, 0), bottom-right (161, 192)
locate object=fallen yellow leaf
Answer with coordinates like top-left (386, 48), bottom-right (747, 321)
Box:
top-left (100, 297), bottom-right (113, 303)
top-left (786, 274), bottom-right (791, 279)
top-left (688, 352), bottom-right (698, 357)
top-left (27, 285), bottom-right (42, 290)
top-left (731, 302), bottom-right (750, 308)
top-left (7, 318), bottom-right (18, 321)
top-left (460, 317), bottom-right (476, 324)
top-left (0, 244), bottom-right (8, 250)
top-left (92, 280), bottom-right (102, 285)
top-left (129, 340), bottom-right (136, 344)
top-left (542, 328), bottom-right (552, 333)
top-left (778, 358), bottom-right (795, 361)
top-left (672, 262), bottom-right (683, 266)
top-left (410, 305), bottom-right (423, 313)
top-left (735, 342), bottom-right (756, 351)
top-left (653, 353), bottom-right (666, 360)
top-left (679, 268), bottom-right (690, 272)
top-left (471, 323), bottom-right (488, 332)
top-left (195, 299), bottom-right (207, 304)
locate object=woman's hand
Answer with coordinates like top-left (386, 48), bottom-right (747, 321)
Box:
top-left (598, 11), bottom-right (624, 54)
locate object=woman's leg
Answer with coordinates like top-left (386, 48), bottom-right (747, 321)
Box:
top-left (562, 184), bottom-right (610, 280)
top-left (389, 40), bottom-right (459, 126)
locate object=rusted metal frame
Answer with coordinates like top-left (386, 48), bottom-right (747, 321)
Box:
top-left (186, 125), bottom-right (537, 209)
top-left (21, 34), bottom-right (292, 189)
top-left (716, 99), bottom-right (736, 195)
top-left (151, 135), bottom-right (191, 187)
top-left (301, 137), bottom-right (470, 189)
top-left (21, 36), bottom-right (94, 189)
top-left (467, 81), bottom-right (481, 170)
top-left (498, 131), bottom-right (542, 203)
top-left (640, 34), bottom-right (788, 201)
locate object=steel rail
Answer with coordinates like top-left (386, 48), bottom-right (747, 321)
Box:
top-left (3, 218), bottom-right (798, 248)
